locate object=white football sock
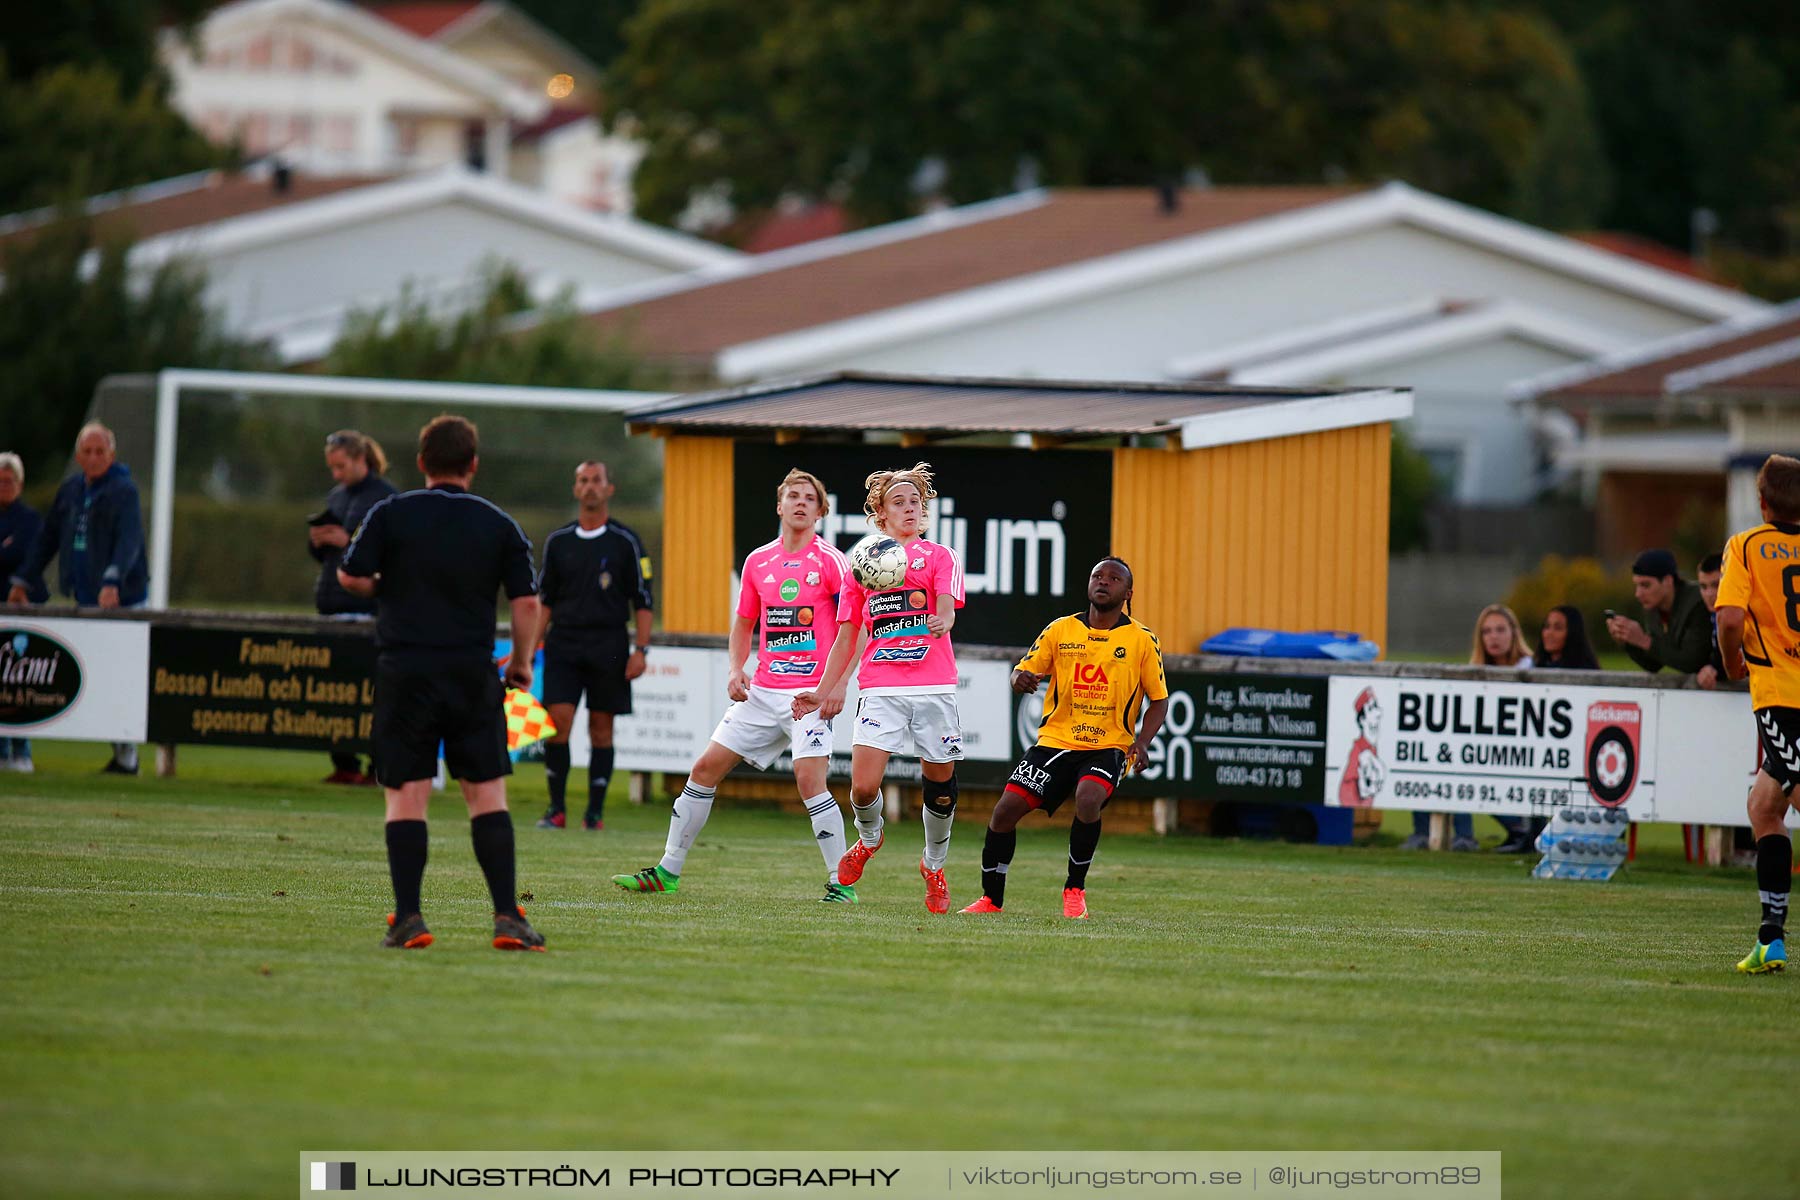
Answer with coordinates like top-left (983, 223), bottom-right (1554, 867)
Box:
top-left (851, 795), bottom-right (885, 848)
top-left (658, 781), bottom-right (716, 876)
top-left (922, 805), bottom-right (955, 870)
top-left (805, 792), bottom-right (847, 883)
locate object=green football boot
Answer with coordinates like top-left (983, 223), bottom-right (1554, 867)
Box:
top-left (612, 865), bottom-right (679, 893)
top-left (1737, 938), bottom-right (1786, 974)
top-left (819, 882), bottom-right (858, 904)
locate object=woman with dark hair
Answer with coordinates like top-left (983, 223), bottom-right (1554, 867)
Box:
top-left (1536, 605), bottom-right (1600, 671)
top-left (309, 430), bottom-right (396, 784)
top-left (1492, 605), bottom-right (1602, 852)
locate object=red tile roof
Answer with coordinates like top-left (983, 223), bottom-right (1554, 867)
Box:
top-left (1573, 231), bottom-right (1723, 284)
top-left (364, 2), bottom-right (482, 39)
top-left (740, 203), bottom-right (850, 254)
top-left (1547, 313), bottom-right (1800, 404)
top-left (589, 186), bottom-right (1359, 359)
top-left (0, 172), bottom-right (391, 253)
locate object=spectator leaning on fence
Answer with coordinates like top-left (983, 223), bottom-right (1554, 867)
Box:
top-left (1605, 548), bottom-right (1713, 676)
top-left (5, 423), bottom-right (150, 776)
top-left (0, 451), bottom-right (48, 772)
top-left (1694, 552), bottom-right (1726, 691)
top-left (310, 429), bottom-right (397, 786)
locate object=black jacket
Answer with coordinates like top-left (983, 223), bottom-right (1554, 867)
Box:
top-left (311, 473), bottom-right (397, 615)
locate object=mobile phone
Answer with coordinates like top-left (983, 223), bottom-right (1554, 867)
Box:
top-left (1603, 609), bottom-right (1617, 620)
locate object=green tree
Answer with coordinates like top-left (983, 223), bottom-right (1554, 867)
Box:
top-left (0, 58), bottom-right (227, 214)
top-left (510, 0), bottom-right (644, 70)
top-left (325, 263), bottom-right (663, 391)
top-left (0, 214), bottom-right (271, 475)
top-left (1389, 426), bottom-right (1439, 555)
top-left (1524, 0), bottom-right (1800, 253)
top-left (3, 0), bottom-right (213, 94)
top-left (609, 0), bottom-right (1603, 230)
top-left (323, 264), bottom-right (668, 503)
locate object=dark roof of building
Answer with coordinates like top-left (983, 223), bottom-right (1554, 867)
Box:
top-left (1538, 306), bottom-right (1800, 410)
top-left (627, 371), bottom-right (1350, 439)
top-left (0, 170), bottom-right (390, 252)
top-left (1572, 232), bottom-right (1722, 283)
top-left (589, 186), bottom-right (1360, 359)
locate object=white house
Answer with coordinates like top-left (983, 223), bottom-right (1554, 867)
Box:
top-left (162, 0), bottom-right (640, 212)
top-left (580, 183), bottom-right (1763, 504)
top-left (0, 163), bottom-right (740, 362)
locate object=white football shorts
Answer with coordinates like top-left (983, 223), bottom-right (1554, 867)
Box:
top-left (851, 692), bottom-right (964, 762)
top-left (710, 684), bottom-right (834, 770)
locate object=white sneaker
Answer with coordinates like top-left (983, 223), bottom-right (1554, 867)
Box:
top-left (7, 758), bottom-right (33, 774)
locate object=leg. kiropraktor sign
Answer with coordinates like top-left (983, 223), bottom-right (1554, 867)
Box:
top-left (0, 617), bottom-right (149, 742)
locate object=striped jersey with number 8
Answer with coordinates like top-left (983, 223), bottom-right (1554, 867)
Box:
top-left (1718, 519), bottom-right (1800, 710)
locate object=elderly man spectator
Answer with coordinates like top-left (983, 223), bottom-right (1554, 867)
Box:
top-left (1604, 548), bottom-right (1713, 676)
top-left (6, 423), bottom-right (150, 774)
top-left (0, 451), bottom-right (48, 772)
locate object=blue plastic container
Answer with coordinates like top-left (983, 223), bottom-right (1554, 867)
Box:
top-left (1200, 627), bottom-right (1380, 661)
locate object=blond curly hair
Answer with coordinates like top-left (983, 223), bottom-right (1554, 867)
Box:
top-left (862, 462), bottom-right (936, 532)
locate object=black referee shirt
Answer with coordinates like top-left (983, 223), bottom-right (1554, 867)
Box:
top-left (341, 483), bottom-right (537, 655)
top-left (538, 520), bottom-right (654, 635)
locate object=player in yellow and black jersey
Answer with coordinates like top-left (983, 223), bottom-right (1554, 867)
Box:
top-left (961, 557), bottom-right (1168, 920)
top-left (1718, 453), bottom-right (1800, 973)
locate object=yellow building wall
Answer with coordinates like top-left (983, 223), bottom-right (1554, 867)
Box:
top-left (1112, 424), bottom-right (1390, 654)
top-left (659, 436), bottom-right (736, 634)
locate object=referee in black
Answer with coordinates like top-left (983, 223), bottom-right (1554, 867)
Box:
top-left (339, 415), bottom-right (547, 951)
top-left (534, 459), bottom-right (654, 831)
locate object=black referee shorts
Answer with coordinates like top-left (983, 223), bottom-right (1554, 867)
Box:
top-left (373, 652), bottom-right (511, 787)
top-left (542, 628), bottom-right (633, 715)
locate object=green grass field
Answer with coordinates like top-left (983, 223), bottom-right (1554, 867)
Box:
top-left (2, 741), bottom-right (1794, 1200)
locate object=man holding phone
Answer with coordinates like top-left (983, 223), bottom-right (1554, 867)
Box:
top-left (1604, 548), bottom-right (1713, 675)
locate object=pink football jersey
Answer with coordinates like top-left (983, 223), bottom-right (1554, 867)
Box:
top-left (736, 535), bottom-right (850, 690)
top-left (836, 538), bottom-right (965, 695)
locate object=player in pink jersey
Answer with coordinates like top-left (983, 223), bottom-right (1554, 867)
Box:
top-left (613, 469), bottom-right (857, 901)
top-left (794, 462), bottom-right (966, 913)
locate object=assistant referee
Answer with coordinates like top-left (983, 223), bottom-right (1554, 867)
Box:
top-left (338, 415), bottom-right (547, 952)
top-left (534, 459), bottom-right (654, 831)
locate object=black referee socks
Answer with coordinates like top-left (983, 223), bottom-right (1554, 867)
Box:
top-left (384, 819), bottom-right (428, 919)
top-left (470, 810), bottom-right (517, 916)
top-left (543, 742), bottom-right (571, 812)
top-left (588, 746), bottom-right (614, 821)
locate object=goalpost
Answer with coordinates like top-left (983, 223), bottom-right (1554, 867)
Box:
top-left (98, 368), bottom-right (672, 609)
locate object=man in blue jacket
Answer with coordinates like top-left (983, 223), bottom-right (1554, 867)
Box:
top-left (7, 423), bottom-right (150, 774)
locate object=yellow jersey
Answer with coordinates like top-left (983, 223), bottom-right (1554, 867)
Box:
top-left (1016, 613), bottom-right (1168, 752)
top-left (1717, 522), bottom-right (1800, 710)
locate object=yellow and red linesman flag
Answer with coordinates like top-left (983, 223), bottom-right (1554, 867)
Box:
top-left (504, 688), bottom-right (556, 751)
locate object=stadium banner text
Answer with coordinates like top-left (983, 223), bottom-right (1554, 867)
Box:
top-left (731, 441), bottom-right (1113, 648)
top-left (1325, 676), bottom-right (1677, 819)
top-left (147, 626), bottom-right (377, 751)
top-left (299, 1150), bottom-right (1501, 1198)
top-left (0, 617), bottom-right (148, 742)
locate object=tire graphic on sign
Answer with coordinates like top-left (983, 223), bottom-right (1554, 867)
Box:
top-left (1583, 701), bottom-right (1641, 807)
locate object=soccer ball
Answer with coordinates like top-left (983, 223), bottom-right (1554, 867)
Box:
top-left (849, 535), bottom-right (908, 590)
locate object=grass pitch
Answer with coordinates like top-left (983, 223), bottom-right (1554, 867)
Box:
top-left (1, 742), bottom-right (1794, 1200)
